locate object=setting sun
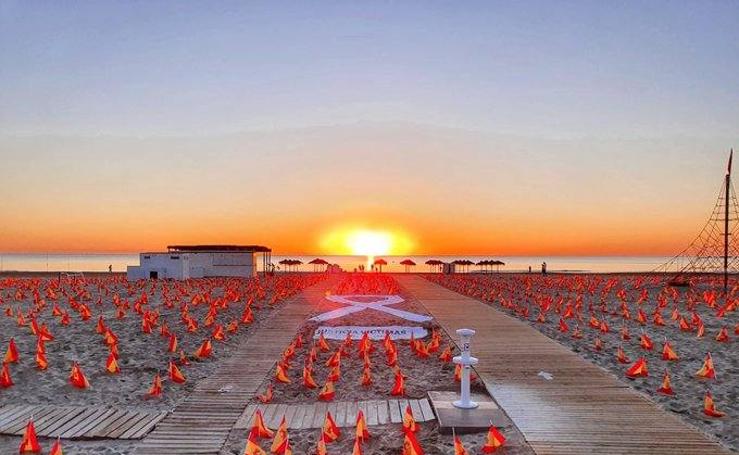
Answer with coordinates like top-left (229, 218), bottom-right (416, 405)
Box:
top-left (319, 225), bottom-right (415, 257)
top-left (347, 230), bottom-right (392, 256)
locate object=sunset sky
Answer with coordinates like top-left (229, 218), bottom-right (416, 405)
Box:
top-left (1, 2), bottom-right (738, 255)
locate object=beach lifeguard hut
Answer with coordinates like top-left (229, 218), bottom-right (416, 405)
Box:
top-left (126, 244), bottom-right (272, 280)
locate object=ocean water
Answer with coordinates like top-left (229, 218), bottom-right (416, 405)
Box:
top-left (0, 253), bottom-right (672, 274)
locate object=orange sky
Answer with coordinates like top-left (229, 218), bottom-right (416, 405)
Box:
top-left (0, 126), bottom-right (732, 256)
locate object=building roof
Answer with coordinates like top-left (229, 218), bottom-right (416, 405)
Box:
top-left (166, 244), bottom-right (272, 253)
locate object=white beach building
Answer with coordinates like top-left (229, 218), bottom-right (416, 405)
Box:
top-left (126, 245), bottom-right (272, 280)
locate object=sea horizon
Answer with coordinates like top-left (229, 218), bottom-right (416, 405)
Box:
top-left (0, 252), bottom-right (678, 274)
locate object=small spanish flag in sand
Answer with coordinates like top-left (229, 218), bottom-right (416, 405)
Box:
top-left (316, 432), bottom-right (328, 455)
top-left (270, 416), bottom-right (289, 454)
top-left (303, 366), bottom-right (318, 389)
top-left (49, 437), bottom-right (63, 455)
top-left (321, 412), bottom-right (341, 442)
top-left (355, 409), bottom-right (370, 440)
top-left (244, 428), bottom-right (267, 455)
top-left (662, 341), bottom-right (679, 361)
top-left (19, 419), bottom-right (41, 454)
top-left (3, 337), bottom-right (19, 364)
top-left (625, 357), bottom-right (648, 379)
top-left (391, 370), bottom-right (405, 396)
top-left (318, 380), bottom-right (335, 401)
top-left (147, 373), bottom-right (163, 397)
top-left (453, 430), bottom-right (468, 455)
top-left (105, 352), bottom-right (120, 374)
top-left (696, 353), bottom-right (716, 379)
top-left (703, 391), bottom-right (725, 418)
top-left (403, 405), bottom-right (417, 433)
top-left (0, 363), bottom-right (13, 388)
top-left (69, 362), bottom-right (90, 389)
top-left (275, 364), bottom-right (291, 384)
top-left (169, 361), bottom-right (186, 384)
top-left (351, 434), bottom-right (363, 455)
top-left (401, 428), bottom-right (424, 455)
top-left (194, 339), bottom-right (213, 359)
top-left (657, 369), bottom-right (674, 395)
top-left (251, 409), bottom-right (274, 439)
top-left (482, 425), bottom-right (506, 453)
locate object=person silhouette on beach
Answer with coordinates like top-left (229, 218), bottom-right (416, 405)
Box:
top-left (542, 262), bottom-right (547, 275)
top-left (108, 264), bottom-right (112, 273)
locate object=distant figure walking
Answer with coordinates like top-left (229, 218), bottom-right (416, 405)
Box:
top-left (528, 266), bottom-right (532, 273)
top-left (542, 262), bottom-right (547, 275)
top-left (108, 264), bottom-right (113, 273)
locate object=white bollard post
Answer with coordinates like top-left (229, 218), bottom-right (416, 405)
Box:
top-left (453, 328), bottom-right (479, 409)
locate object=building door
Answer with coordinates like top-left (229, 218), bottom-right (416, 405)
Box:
top-left (149, 271), bottom-right (158, 279)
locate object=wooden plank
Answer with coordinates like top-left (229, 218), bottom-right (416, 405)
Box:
top-left (377, 400), bottom-right (389, 425)
top-left (108, 412), bottom-right (152, 439)
top-left (299, 404), bottom-right (315, 430)
top-left (312, 403), bottom-right (328, 428)
top-left (410, 400), bottom-right (424, 422)
top-left (366, 400), bottom-right (379, 426)
top-left (0, 405), bottom-right (40, 433)
top-left (33, 407), bottom-right (77, 434)
top-left (335, 401), bottom-right (347, 428)
top-left (87, 409), bottom-right (132, 438)
top-left (59, 407), bottom-right (111, 438)
top-left (76, 408), bottom-right (120, 438)
top-left (52, 407), bottom-right (100, 438)
top-left (388, 400), bottom-right (402, 423)
top-left (419, 398), bottom-right (435, 422)
top-left (288, 405), bottom-right (305, 429)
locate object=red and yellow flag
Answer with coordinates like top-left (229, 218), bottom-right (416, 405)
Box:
top-left (402, 405), bottom-right (417, 433)
top-left (169, 361), bottom-right (186, 384)
top-left (625, 357), bottom-right (648, 379)
top-left (355, 409), bottom-right (370, 440)
top-left (19, 419), bottom-right (41, 454)
top-left (703, 391), bottom-right (725, 418)
top-left (270, 416), bottom-right (288, 454)
top-left (453, 435), bottom-right (468, 455)
top-left (3, 337), bottom-right (19, 364)
top-left (401, 429), bottom-right (424, 455)
top-left (244, 428), bottom-right (267, 455)
top-left (0, 363), bottom-right (13, 388)
top-left (194, 339), bottom-right (213, 359)
top-left (657, 370), bottom-right (674, 395)
top-left (106, 352), bottom-right (120, 374)
top-left (391, 370), bottom-right (405, 396)
top-left (696, 353), bottom-right (715, 379)
top-left (147, 373), bottom-right (163, 397)
top-left (661, 341), bottom-right (679, 361)
top-left (321, 412), bottom-right (341, 442)
top-left (318, 380), bottom-right (335, 401)
top-left (49, 437), bottom-right (63, 455)
top-left (251, 409), bottom-right (274, 439)
top-left (69, 362), bottom-right (90, 389)
top-left (482, 425), bottom-right (506, 453)
top-left (275, 364), bottom-right (291, 383)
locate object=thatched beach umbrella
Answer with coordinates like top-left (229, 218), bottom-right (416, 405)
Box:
top-left (425, 259), bottom-right (443, 273)
top-left (400, 259), bottom-right (417, 273)
top-left (493, 260), bottom-right (505, 273)
top-left (373, 258), bottom-right (387, 272)
top-left (308, 258), bottom-right (329, 272)
top-left (477, 260), bottom-right (489, 273)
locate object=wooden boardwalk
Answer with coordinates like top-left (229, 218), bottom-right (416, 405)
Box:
top-left (233, 398), bottom-right (435, 430)
top-left (0, 405), bottom-right (166, 440)
top-left (135, 278), bottom-right (335, 455)
top-left (398, 275), bottom-right (731, 455)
